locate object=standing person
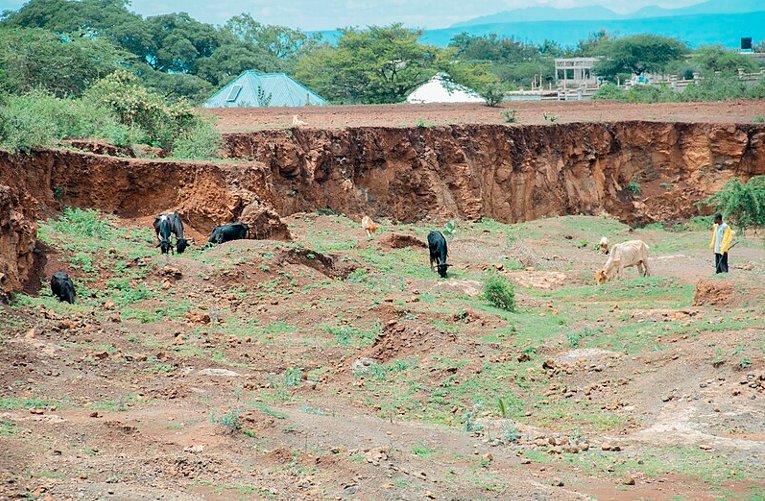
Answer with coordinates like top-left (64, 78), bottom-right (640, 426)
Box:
top-left (709, 213), bottom-right (732, 274)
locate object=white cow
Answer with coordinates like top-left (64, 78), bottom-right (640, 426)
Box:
top-left (595, 240), bottom-right (651, 284)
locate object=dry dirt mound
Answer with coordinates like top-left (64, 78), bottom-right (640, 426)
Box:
top-left (367, 318), bottom-right (456, 363)
top-left (239, 200), bottom-right (292, 241)
top-left (379, 232), bottom-right (427, 249)
top-left (274, 247), bottom-right (356, 279)
top-left (693, 280), bottom-right (734, 306)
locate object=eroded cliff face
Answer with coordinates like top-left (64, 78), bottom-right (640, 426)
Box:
top-left (223, 122), bottom-right (765, 224)
top-left (0, 185), bottom-right (37, 298)
top-left (0, 150), bottom-right (285, 294)
top-left (1, 121), bottom-right (763, 294)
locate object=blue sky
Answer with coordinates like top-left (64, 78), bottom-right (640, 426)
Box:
top-left (0, 0), bottom-right (705, 30)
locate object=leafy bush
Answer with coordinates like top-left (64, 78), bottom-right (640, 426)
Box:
top-left (86, 70), bottom-right (221, 153)
top-left (170, 119), bottom-right (222, 159)
top-left (479, 84), bottom-right (505, 107)
top-left (626, 179), bottom-right (642, 194)
top-left (0, 72), bottom-right (221, 158)
top-left (592, 83), bottom-right (625, 100)
top-left (704, 176), bottom-right (765, 234)
top-left (0, 92), bottom-right (141, 151)
top-left (483, 274), bottom-right (516, 312)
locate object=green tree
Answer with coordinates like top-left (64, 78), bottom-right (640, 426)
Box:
top-left (691, 45), bottom-right (760, 76)
top-left (705, 176), bottom-right (765, 234)
top-left (1, 0), bottom-right (141, 36)
top-left (441, 58), bottom-right (504, 106)
top-left (224, 14), bottom-right (316, 62)
top-left (593, 34), bottom-right (688, 79)
top-left (133, 62), bottom-right (213, 102)
top-left (143, 13), bottom-right (221, 74)
top-left (294, 24), bottom-right (437, 104)
top-left (448, 33), bottom-right (537, 63)
top-left (0, 28), bottom-right (128, 96)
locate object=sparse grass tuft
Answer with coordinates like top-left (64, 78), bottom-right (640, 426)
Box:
top-left (209, 407), bottom-right (241, 433)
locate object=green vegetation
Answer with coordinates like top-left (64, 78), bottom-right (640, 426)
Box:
top-left (483, 275), bottom-right (516, 312)
top-left (209, 407), bottom-right (241, 433)
top-left (704, 176), bottom-right (765, 234)
top-left (0, 72), bottom-right (221, 156)
top-left (1, 0), bottom-right (763, 108)
top-left (592, 34), bottom-right (689, 80)
top-left (501, 109), bottom-right (518, 123)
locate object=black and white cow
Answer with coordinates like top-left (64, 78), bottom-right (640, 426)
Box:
top-left (50, 271), bottom-right (76, 304)
top-left (208, 222), bottom-right (249, 245)
top-left (153, 213), bottom-right (174, 255)
top-left (427, 230), bottom-right (449, 278)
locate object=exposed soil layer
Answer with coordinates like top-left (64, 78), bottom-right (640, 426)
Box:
top-left (211, 100), bottom-right (765, 132)
top-left (223, 122), bottom-right (765, 224)
top-left (2, 121), bottom-right (764, 295)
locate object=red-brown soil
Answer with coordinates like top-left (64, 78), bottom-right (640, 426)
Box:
top-left (210, 100), bottom-right (765, 132)
top-left (1, 102), bottom-right (765, 500)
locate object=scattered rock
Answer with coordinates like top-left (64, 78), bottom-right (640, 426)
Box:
top-left (351, 357), bottom-right (376, 375)
top-left (198, 368), bottom-right (240, 377)
top-left (185, 311), bottom-right (211, 325)
top-left (542, 359), bottom-right (556, 370)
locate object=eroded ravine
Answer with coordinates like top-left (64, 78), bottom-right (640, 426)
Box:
top-left (1, 121), bottom-right (764, 295)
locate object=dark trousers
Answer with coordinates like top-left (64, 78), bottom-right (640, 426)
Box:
top-left (715, 252), bottom-right (729, 273)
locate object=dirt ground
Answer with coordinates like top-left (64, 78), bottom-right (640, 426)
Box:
top-left (1, 212), bottom-right (764, 501)
top-left (210, 100), bottom-right (765, 132)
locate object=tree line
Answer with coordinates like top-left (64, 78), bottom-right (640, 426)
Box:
top-left (1, 0), bottom-right (763, 105)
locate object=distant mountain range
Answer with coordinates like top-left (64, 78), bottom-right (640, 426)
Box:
top-left (451, 0), bottom-right (765, 27)
top-left (429, 11), bottom-right (765, 48)
top-left (313, 10), bottom-right (765, 49)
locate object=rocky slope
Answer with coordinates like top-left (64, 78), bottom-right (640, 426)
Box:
top-left (1, 121), bottom-right (763, 294)
top-left (223, 122), bottom-right (765, 224)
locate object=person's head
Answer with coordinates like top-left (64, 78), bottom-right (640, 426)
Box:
top-left (714, 213), bottom-right (722, 224)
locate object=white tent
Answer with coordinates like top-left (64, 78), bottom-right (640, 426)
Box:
top-left (407, 73), bottom-right (484, 104)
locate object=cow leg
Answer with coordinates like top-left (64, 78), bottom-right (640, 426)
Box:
top-left (642, 259), bottom-right (651, 277)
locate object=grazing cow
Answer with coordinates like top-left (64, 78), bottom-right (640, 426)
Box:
top-left (361, 216), bottom-right (378, 237)
top-left (208, 222), bottom-right (249, 245)
top-left (153, 211), bottom-right (188, 254)
top-left (599, 236), bottom-right (609, 254)
top-left (50, 272), bottom-right (76, 304)
top-left (595, 240), bottom-right (651, 284)
top-left (153, 214), bottom-right (173, 255)
top-left (427, 230), bottom-right (449, 278)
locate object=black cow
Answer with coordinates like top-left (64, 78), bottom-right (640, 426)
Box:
top-left (208, 222), bottom-right (249, 245)
top-left (166, 212), bottom-right (188, 253)
top-left (427, 230), bottom-right (449, 278)
top-left (154, 211), bottom-right (191, 254)
top-left (50, 272), bottom-right (76, 304)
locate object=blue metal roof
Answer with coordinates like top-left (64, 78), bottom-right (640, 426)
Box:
top-left (203, 70), bottom-right (328, 108)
